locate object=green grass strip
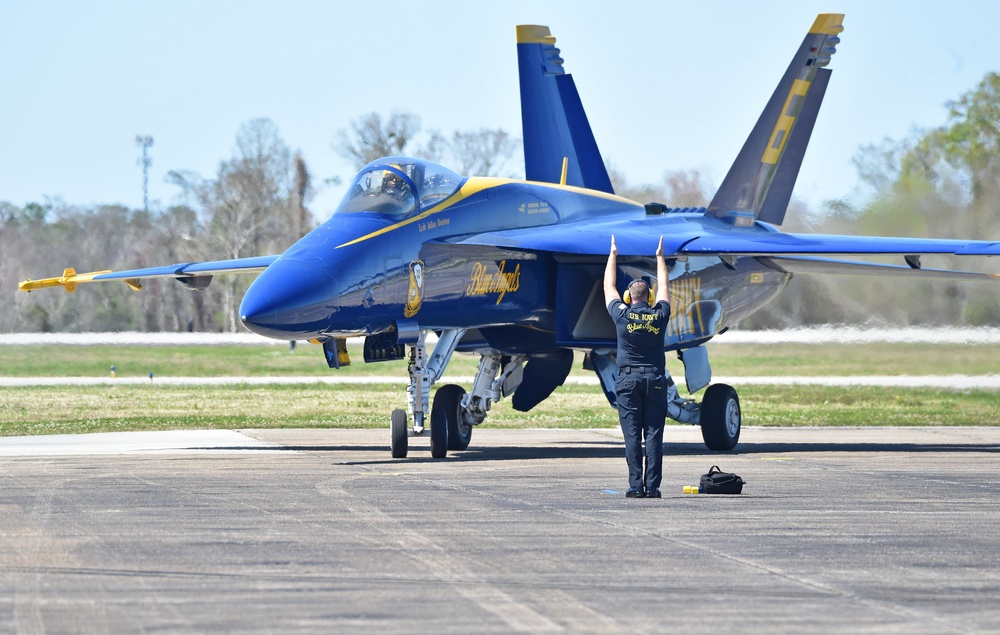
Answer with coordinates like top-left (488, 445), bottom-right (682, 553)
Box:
top-left (2, 342), bottom-right (999, 378)
top-left (1, 384), bottom-right (997, 437)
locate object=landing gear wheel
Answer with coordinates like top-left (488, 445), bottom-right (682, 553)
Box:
top-left (434, 384), bottom-right (472, 451)
top-left (700, 384), bottom-right (741, 451)
top-left (390, 409), bottom-right (408, 458)
top-left (430, 406), bottom-right (449, 459)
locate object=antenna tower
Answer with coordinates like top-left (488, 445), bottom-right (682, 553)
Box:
top-left (135, 135), bottom-right (154, 212)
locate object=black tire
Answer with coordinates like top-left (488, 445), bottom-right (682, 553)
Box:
top-left (700, 384), bottom-right (741, 451)
top-left (430, 406), bottom-right (449, 459)
top-left (434, 383), bottom-right (472, 451)
top-left (390, 409), bottom-right (408, 458)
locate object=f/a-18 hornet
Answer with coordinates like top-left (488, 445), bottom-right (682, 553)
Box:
top-left (20, 14), bottom-right (999, 458)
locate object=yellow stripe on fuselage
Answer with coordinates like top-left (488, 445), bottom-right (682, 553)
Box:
top-left (335, 178), bottom-right (506, 248)
top-left (762, 78), bottom-right (810, 165)
top-left (335, 178), bottom-right (636, 249)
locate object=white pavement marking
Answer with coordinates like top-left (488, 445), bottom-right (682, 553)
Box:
top-left (0, 430), bottom-right (279, 456)
top-left (0, 376), bottom-right (411, 386)
top-left (714, 326), bottom-right (1000, 345)
top-left (0, 332), bottom-right (283, 346)
top-left (712, 375), bottom-right (1000, 389)
top-left (315, 478), bottom-right (570, 633)
top-left (2, 375), bottom-right (1000, 388)
top-left (4, 327), bottom-right (1000, 346)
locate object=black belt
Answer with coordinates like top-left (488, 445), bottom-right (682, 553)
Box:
top-left (619, 365), bottom-right (661, 375)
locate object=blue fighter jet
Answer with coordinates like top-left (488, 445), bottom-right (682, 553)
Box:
top-left (20, 15), bottom-right (1000, 458)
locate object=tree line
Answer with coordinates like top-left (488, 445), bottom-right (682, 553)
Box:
top-left (3, 74), bottom-right (999, 332)
top-left (2, 115), bottom-right (518, 333)
top-left (744, 72), bottom-right (1000, 328)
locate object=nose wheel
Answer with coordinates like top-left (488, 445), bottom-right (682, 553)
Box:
top-left (390, 409), bottom-right (409, 458)
top-left (388, 330), bottom-right (517, 459)
top-left (430, 406), bottom-right (449, 458)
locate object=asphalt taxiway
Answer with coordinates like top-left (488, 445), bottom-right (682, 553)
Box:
top-left (2, 426), bottom-right (1000, 634)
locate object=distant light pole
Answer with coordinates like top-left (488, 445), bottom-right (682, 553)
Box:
top-left (135, 135), bottom-right (154, 212)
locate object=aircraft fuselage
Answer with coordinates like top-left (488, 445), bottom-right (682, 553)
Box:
top-left (238, 166), bottom-right (790, 353)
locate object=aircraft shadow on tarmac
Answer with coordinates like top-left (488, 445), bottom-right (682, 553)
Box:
top-left (190, 441), bottom-right (625, 462)
top-left (192, 438), bottom-right (1000, 464)
top-left (670, 441), bottom-right (1000, 456)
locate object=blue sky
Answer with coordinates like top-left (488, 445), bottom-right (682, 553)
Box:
top-left (2, 1), bottom-right (997, 221)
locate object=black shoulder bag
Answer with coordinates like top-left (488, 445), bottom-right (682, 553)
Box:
top-left (700, 466), bottom-right (746, 494)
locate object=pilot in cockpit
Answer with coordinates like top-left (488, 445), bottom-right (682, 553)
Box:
top-left (381, 171), bottom-right (409, 200)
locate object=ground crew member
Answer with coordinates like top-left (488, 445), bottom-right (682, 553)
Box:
top-left (603, 235), bottom-right (670, 498)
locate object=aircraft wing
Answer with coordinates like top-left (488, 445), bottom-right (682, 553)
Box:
top-left (760, 256), bottom-right (999, 282)
top-left (452, 221), bottom-right (1000, 280)
top-left (453, 217), bottom-right (701, 256)
top-left (18, 255), bottom-right (279, 293)
top-left (456, 219), bottom-right (1000, 257)
top-left (683, 231), bottom-right (1000, 257)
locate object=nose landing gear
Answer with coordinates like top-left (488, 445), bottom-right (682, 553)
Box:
top-left (389, 328), bottom-right (525, 459)
top-left (390, 408), bottom-right (409, 458)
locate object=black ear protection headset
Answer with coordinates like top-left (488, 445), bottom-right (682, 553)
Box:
top-left (623, 279), bottom-right (654, 304)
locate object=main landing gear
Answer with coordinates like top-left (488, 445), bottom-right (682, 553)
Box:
top-left (385, 332), bottom-right (742, 456)
top-left (663, 377), bottom-right (741, 451)
top-left (699, 383), bottom-right (741, 451)
top-left (590, 348), bottom-right (742, 452)
top-left (389, 328), bottom-right (526, 459)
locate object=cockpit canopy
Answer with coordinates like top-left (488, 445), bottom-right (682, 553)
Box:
top-left (336, 157), bottom-right (464, 216)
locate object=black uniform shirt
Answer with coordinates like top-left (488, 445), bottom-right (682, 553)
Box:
top-left (607, 299), bottom-right (670, 372)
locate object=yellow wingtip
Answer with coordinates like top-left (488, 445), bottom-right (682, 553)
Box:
top-left (17, 269), bottom-right (113, 293)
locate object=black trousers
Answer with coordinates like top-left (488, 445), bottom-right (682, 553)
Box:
top-left (615, 372), bottom-right (668, 491)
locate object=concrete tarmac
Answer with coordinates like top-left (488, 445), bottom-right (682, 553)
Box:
top-left (2, 426), bottom-right (1000, 634)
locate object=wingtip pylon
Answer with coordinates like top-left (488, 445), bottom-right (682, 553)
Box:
top-left (17, 267), bottom-right (113, 293)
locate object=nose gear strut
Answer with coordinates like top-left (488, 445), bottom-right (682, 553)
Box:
top-left (390, 328), bottom-right (528, 459)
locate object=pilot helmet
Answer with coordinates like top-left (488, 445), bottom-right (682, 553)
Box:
top-left (382, 170), bottom-right (401, 188)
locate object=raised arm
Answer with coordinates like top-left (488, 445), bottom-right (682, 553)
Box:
top-left (655, 236), bottom-right (669, 305)
top-left (603, 234), bottom-right (619, 306)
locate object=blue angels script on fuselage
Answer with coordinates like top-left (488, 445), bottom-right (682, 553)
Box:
top-left (467, 260), bottom-right (522, 304)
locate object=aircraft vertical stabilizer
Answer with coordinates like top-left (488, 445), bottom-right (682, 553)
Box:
top-left (517, 25), bottom-right (614, 193)
top-left (707, 14), bottom-right (844, 226)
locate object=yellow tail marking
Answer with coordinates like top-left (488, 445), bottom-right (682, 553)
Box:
top-left (559, 157), bottom-right (568, 185)
top-left (762, 78), bottom-right (810, 165)
top-left (810, 14), bottom-right (845, 35)
top-left (516, 25), bottom-right (556, 45)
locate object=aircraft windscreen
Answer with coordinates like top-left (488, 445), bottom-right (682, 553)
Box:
top-left (336, 158), bottom-right (463, 216)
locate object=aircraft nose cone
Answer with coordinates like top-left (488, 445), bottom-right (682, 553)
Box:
top-left (239, 255), bottom-right (336, 339)
top-left (239, 296), bottom-right (276, 336)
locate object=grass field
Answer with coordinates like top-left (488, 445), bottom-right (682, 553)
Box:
top-left (3, 341), bottom-right (999, 378)
top-left (1, 342), bottom-right (997, 436)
